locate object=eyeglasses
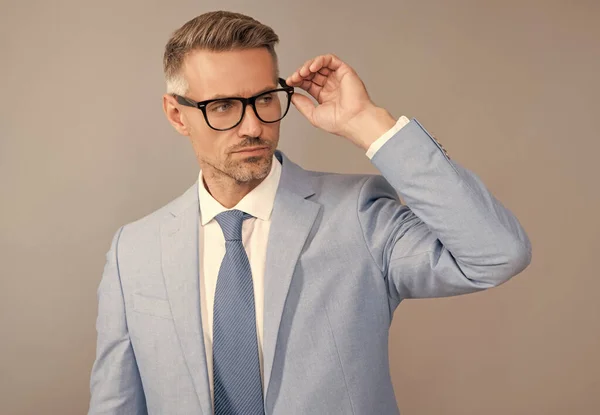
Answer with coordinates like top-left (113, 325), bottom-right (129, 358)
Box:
top-left (173, 78), bottom-right (295, 131)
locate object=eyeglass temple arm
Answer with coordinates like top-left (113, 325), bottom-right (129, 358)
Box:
top-left (173, 94), bottom-right (200, 108)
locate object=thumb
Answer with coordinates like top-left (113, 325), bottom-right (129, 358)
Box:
top-left (291, 93), bottom-right (316, 125)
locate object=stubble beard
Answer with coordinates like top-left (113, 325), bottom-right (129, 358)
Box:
top-left (221, 152), bottom-right (273, 183)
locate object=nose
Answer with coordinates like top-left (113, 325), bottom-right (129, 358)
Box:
top-left (237, 103), bottom-right (263, 138)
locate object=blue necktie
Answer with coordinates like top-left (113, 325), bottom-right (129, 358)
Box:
top-left (213, 210), bottom-right (264, 415)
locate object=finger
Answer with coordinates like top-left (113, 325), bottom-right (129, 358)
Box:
top-left (298, 70), bottom-right (326, 86)
top-left (286, 67), bottom-right (329, 88)
top-left (299, 57), bottom-right (317, 77)
top-left (292, 79), bottom-right (321, 102)
top-left (286, 70), bottom-right (316, 87)
top-left (287, 73), bottom-right (326, 103)
top-left (303, 71), bottom-right (316, 81)
top-left (309, 71), bottom-right (327, 87)
top-left (290, 93), bottom-right (317, 125)
top-left (300, 79), bottom-right (323, 102)
top-left (317, 67), bottom-right (332, 76)
top-left (310, 54), bottom-right (343, 73)
top-left (287, 55), bottom-right (336, 85)
top-left (307, 55), bottom-right (326, 74)
top-left (290, 58), bottom-right (314, 82)
top-left (286, 71), bottom-right (304, 86)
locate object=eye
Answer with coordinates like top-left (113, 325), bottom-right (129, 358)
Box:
top-left (257, 93), bottom-right (273, 105)
top-left (209, 100), bottom-right (234, 113)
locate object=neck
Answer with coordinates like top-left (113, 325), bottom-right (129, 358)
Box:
top-left (201, 169), bottom-right (265, 209)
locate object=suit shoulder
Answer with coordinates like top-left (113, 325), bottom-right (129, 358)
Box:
top-left (117, 181), bottom-right (197, 238)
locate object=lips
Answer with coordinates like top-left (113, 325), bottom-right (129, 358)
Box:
top-left (234, 147), bottom-right (269, 154)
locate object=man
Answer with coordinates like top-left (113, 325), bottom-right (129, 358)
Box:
top-left (88, 10), bottom-right (532, 415)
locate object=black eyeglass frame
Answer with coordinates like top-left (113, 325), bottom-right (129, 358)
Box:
top-left (173, 77), bottom-right (295, 131)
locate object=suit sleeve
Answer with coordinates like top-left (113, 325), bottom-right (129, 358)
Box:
top-left (358, 118), bottom-right (532, 302)
top-left (88, 226), bottom-right (147, 415)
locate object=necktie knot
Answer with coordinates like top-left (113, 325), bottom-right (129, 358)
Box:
top-left (214, 209), bottom-right (253, 241)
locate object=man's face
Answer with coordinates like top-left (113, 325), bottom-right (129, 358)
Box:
top-left (167, 48), bottom-right (281, 183)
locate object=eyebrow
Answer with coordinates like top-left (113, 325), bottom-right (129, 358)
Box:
top-left (205, 83), bottom-right (278, 101)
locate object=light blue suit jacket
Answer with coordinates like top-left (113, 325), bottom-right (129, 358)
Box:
top-left (89, 119), bottom-right (532, 414)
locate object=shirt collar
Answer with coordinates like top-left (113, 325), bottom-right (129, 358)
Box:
top-left (197, 155), bottom-right (282, 226)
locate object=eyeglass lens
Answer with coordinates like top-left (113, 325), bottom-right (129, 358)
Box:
top-left (205, 90), bottom-right (289, 130)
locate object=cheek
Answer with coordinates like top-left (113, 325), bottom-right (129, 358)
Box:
top-left (194, 131), bottom-right (237, 162)
top-left (185, 113), bottom-right (208, 136)
top-left (188, 127), bottom-right (220, 160)
top-left (264, 123), bottom-right (281, 144)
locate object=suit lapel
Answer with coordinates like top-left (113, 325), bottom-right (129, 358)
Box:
top-left (263, 152), bottom-right (321, 399)
top-left (160, 182), bottom-right (212, 415)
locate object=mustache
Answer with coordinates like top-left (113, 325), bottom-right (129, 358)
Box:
top-left (230, 137), bottom-right (272, 152)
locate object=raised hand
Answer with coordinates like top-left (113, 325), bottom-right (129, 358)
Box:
top-left (286, 54), bottom-right (396, 149)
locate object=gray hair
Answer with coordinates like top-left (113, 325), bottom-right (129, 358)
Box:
top-left (163, 11), bottom-right (280, 95)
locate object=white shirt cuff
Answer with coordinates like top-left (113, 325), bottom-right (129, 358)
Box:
top-left (365, 115), bottom-right (411, 159)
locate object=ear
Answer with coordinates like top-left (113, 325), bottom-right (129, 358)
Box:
top-left (163, 94), bottom-right (190, 136)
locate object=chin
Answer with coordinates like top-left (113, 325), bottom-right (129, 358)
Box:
top-left (229, 156), bottom-right (272, 183)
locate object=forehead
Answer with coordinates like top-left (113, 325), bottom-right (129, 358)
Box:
top-left (182, 48), bottom-right (277, 101)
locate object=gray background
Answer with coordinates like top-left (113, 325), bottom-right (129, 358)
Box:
top-left (1, 0), bottom-right (599, 414)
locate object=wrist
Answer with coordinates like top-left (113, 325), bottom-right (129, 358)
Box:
top-left (344, 105), bottom-right (397, 150)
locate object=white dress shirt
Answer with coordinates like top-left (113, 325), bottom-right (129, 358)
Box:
top-left (198, 114), bottom-right (410, 407)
